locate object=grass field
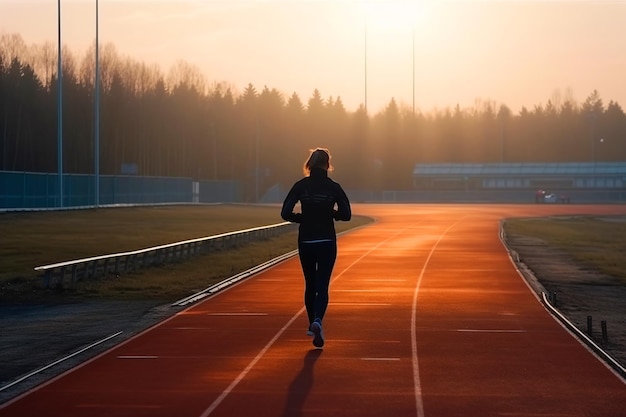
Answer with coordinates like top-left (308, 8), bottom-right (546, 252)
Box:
top-left (504, 215), bottom-right (626, 283)
top-left (0, 205), bottom-right (373, 302)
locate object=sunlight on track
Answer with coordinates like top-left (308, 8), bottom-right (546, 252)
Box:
top-left (198, 304), bottom-right (308, 417)
top-left (330, 302), bottom-right (392, 306)
top-left (116, 356), bottom-right (158, 359)
top-left (335, 221), bottom-right (431, 416)
top-left (456, 329), bottom-right (526, 333)
top-left (208, 312), bottom-right (268, 316)
top-left (4, 205), bottom-right (626, 416)
top-left (410, 217), bottom-right (467, 417)
top-left (200, 220), bottom-right (426, 417)
top-left (361, 358), bottom-right (401, 361)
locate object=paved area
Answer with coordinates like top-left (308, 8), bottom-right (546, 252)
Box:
top-left (0, 300), bottom-right (178, 403)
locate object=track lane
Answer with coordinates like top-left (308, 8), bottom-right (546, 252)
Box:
top-left (414, 206), bottom-right (626, 417)
top-left (203, 211), bottom-right (436, 417)
top-left (2, 204), bottom-right (626, 417)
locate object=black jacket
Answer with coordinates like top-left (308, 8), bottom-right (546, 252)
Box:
top-left (281, 168), bottom-right (351, 242)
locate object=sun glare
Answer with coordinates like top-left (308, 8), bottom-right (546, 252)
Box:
top-left (358, 0), bottom-right (433, 33)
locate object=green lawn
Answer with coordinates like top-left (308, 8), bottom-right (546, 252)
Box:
top-left (0, 204), bottom-right (373, 302)
top-left (503, 215), bottom-right (626, 282)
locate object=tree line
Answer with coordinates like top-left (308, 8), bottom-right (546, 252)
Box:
top-left (1, 33), bottom-right (625, 199)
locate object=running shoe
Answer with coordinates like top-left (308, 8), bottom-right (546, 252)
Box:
top-left (310, 320), bottom-right (324, 348)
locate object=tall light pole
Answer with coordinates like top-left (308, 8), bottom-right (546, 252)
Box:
top-left (364, 24), bottom-right (368, 113)
top-left (255, 116), bottom-right (259, 203)
top-left (94, 0), bottom-right (100, 206)
top-left (412, 28), bottom-right (415, 115)
top-left (57, 0), bottom-right (63, 207)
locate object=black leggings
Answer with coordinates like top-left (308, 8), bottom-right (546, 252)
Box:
top-left (298, 240), bottom-right (337, 324)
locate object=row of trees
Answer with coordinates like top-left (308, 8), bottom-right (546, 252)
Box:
top-left (1, 33), bottom-right (626, 198)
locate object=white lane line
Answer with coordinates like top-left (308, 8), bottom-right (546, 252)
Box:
top-left (199, 306), bottom-right (306, 417)
top-left (200, 229), bottom-right (401, 416)
top-left (362, 279), bottom-right (406, 282)
top-left (412, 219), bottom-right (464, 417)
top-left (0, 331), bottom-right (123, 394)
top-left (209, 313), bottom-right (268, 316)
top-left (332, 339), bottom-right (401, 344)
top-left (329, 302), bottom-right (391, 306)
top-left (116, 356), bottom-right (158, 359)
top-left (361, 358), bottom-right (401, 361)
top-left (456, 329), bottom-right (526, 333)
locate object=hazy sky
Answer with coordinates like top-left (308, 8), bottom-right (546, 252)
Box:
top-left (1, 0), bottom-right (626, 114)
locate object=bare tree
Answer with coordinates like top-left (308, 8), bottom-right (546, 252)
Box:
top-left (167, 60), bottom-right (206, 93)
top-left (29, 41), bottom-right (56, 89)
top-left (0, 33), bottom-right (27, 62)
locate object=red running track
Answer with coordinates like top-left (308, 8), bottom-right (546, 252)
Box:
top-left (2, 204), bottom-right (626, 417)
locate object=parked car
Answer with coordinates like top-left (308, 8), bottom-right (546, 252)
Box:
top-left (544, 192), bottom-right (558, 203)
top-left (535, 189), bottom-right (570, 203)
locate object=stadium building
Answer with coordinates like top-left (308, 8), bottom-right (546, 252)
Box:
top-left (411, 162), bottom-right (626, 203)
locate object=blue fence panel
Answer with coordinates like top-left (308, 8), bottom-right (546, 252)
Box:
top-left (0, 172), bottom-right (24, 208)
top-left (99, 176), bottom-right (115, 205)
top-left (199, 180), bottom-right (242, 203)
top-left (0, 172), bottom-right (58, 208)
top-left (24, 173), bottom-right (51, 208)
top-left (65, 174), bottom-right (93, 207)
top-left (1, 171), bottom-right (244, 209)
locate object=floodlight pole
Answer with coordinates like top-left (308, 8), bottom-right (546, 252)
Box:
top-left (95, 0), bottom-right (100, 206)
top-left (255, 116), bottom-right (259, 203)
top-left (412, 28), bottom-right (415, 115)
top-left (364, 24), bottom-right (368, 113)
top-left (57, 0), bottom-right (63, 207)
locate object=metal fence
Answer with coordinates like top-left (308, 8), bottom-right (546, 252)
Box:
top-left (0, 171), bottom-right (243, 209)
top-left (4, 170), bottom-right (624, 210)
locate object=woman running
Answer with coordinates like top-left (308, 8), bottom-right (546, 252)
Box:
top-left (281, 147), bottom-right (351, 348)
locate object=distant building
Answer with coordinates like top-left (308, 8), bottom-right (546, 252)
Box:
top-left (412, 162), bottom-right (626, 191)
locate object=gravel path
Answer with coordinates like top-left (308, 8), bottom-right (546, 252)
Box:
top-left (505, 234), bottom-right (626, 371)
top-left (0, 300), bottom-right (184, 403)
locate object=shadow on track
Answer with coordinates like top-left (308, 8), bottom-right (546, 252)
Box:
top-left (281, 349), bottom-right (323, 417)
